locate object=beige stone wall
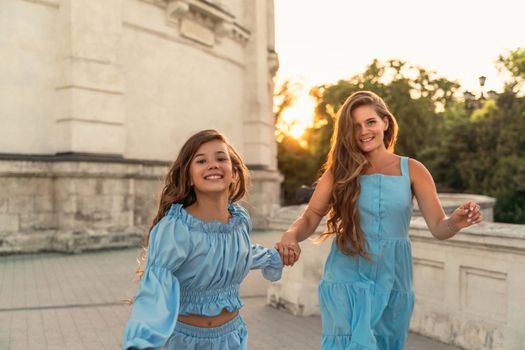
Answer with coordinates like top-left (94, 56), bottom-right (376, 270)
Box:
top-left (1, 0), bottom-right (278, 167)
top-left (0, 157), bottom-right (280, 253)
top-left (120, 0), bottom-right (249, 161)
top-left (410, 218), bottom-right (525, 350)
top-left (243, 169), bottom-right (283, 229)
top-left (0, 158), bottom-right (165, 254)
top-left (0, 0), bottom-right (60, 155)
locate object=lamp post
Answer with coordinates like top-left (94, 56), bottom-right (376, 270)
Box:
top-left (479, 75), bottom-right (486, 100)
top-left (464, 76), bottom-right (488, 112)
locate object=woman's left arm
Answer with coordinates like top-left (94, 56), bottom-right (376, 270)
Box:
top-left (410, 159), bottom-right (482, 240)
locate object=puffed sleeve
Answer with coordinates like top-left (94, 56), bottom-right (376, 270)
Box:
top-left (121, 215), bottom-right (190, 350)
top-left (232, 204), bottom-right (283, 282)
top-left (250, 244), bottom-right (283, 282)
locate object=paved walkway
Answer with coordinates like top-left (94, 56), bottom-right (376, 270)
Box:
top-left (0, 233), bottom-right (460, 350)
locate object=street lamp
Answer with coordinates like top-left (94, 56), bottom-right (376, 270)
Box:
top-left (464, 76), bottom-right (488, 112)
top-left (478, 75), bottom-right (486, 100)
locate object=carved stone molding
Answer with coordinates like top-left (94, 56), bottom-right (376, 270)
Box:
top-left (164, 0), bottom-right (250, 46)
top-left (267, 49), bottom-right (279, 77)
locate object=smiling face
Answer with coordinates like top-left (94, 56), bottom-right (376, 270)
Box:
top-left (189, 140), bottom-right (236, 197)
top-left (352, 104), bottom-right (389, 154)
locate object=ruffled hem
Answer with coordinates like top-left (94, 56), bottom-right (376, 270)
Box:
top-left (321, 335), bottom-right (376, 350)
top-left (319, 280), bottom-right (377, 349)
top-left (123, 319), bottom-right (175, 350)
top-left (321, 333), bottom-right (409, 350)
top-left (167, 203), bottom-right (246, 233)
top-left (180, 297), bottom-right (244, 316)
top-left (122, 265), bottom-right (180, 349)
top-left (375, 335), bottom-right (408, 350)
top-left (319, 280), bottom-right (413, 350)
top-left (261, 248), bottom-right (283, 282)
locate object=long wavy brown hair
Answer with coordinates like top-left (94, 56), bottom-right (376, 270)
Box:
top-left (320, 91), bottom-right (398, 258)
top-left (135, 129), bottom-right (249, 280)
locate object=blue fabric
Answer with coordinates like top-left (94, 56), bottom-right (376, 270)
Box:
top-left (166, 314), bottom-right (248, 350)
top-left (319, 157), bottom-right (415, 350)
top-left (122, 203), bottom-right (282, 350)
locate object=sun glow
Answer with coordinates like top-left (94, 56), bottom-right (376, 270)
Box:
top-left (275, 91), bottom-right (316, 144)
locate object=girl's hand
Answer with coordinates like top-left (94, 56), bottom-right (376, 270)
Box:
top-left (448, 201), bottom-right (482, 232)
top-left (275, 232), bottom-right (301, 266)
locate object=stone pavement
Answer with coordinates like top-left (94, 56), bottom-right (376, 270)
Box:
top-left (0, 232), bottom-right (461, 350)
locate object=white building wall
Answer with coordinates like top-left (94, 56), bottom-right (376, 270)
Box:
top-left (0, 0), bottom-right (60, 154)
top-left (0, 0), bottom-right (277, 166)
top-left (120, 0), bottom-right (247, 160)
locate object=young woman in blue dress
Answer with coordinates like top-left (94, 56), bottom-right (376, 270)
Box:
top-left (122, 129), bottom-right (283, 350)
top-left (276, 91), bottom-right (482, 349)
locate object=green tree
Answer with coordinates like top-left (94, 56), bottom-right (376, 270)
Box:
top-left (498, 46), bottom-right (525, 92)
top-left (453, 90), bottom-right (525, 223)
top-left (274, 80), bottom-right (319, 204)
top-left (441, 47), bottom-right (525, 223)
top-left (277, 135), bottom-right (319, 204)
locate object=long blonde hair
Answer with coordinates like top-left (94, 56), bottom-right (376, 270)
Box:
top-left (320, 91), bottom-right (398, 258)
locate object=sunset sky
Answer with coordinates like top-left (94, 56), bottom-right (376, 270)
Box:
top-left (273, 0), bottom-right (525, 138)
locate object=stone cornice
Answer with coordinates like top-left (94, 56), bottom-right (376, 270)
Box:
top-left (0, 153), bottom-right (169, 165)
top-left (409, 216), bottom-right (525, 255)
top-left (20, 0), bottom-right (59, 9)
top-left (0, 154), bottom-right (169, 179)
top-left (164, 0), bottom-right (250, 46)
top-left (122, 21), bottom-right (245, 68)
top-left (413, 193), bottom-right (496, 213)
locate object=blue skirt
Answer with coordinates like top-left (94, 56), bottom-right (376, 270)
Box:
top-left (319, 239), bottom-right (414, 350)
top-left (165, 314), bottom-right (248, 350)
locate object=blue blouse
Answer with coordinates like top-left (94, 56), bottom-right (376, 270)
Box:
top-left (122, 203), bottom-right (283, 350)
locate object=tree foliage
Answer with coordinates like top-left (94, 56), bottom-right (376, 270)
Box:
top-left (498, 47), bottom-right (525, 92)
top-left (274, 80), bottom-right (320, 204)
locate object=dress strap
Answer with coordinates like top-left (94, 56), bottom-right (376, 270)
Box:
top-left (401, 157), bottom-right (410, 178)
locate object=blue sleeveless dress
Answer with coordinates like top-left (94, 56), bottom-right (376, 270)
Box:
top-left (319, 157), bottom-right (414, 350)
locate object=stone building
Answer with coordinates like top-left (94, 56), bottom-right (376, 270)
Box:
top-left (0, 0), bottom-right (281, 253)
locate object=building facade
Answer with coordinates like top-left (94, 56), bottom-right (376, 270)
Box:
top-left (0, 0), bottom-right (281, 253)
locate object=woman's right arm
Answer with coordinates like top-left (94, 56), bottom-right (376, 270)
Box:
top-left (277, 169), bottom-right (333, 265)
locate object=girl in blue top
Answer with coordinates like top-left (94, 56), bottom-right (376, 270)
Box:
top-left (277, 91), bottom-right (483, 350)
top-left (122, 129), bottom-right (283, 350)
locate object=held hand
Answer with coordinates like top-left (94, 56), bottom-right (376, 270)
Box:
top-left (275, 232), bottom-right (301, 266)
top-left (449, 201), bottom-right (482, 232)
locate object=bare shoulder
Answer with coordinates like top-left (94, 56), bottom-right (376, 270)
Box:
top-left (408, 158), bottom-right (427, 172)
top-left (408, 158), bottom-right (432, 184)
